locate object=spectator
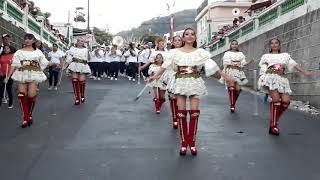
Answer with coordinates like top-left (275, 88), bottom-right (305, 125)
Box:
top-left (47, 43), bottom-right (65, 90)
top-left (0, 45), bottom-right (16, 108)
top-left (0, 34), bottom-right (16, 55)
top-left (245, 10), bottom-right (253, 21)
top-left (239, 16), bottom-right (245, 24)
top-left (233, 18), bottom-right (239, 29)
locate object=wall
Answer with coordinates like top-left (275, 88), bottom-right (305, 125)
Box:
top-left (211, 7), bottom-right (320, 108)
top-left (0, 16), bottom-right (25, 49)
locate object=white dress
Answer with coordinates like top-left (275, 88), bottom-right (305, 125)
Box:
top-left (11, 49), bottom-right (48, 83)
top-left (162, 48), bottom-right (220, 97)
top-left (66, 47), bottom-right (91, 74)
top-left (220, 51), bottom-right (248, 85)
top-left (258, 53), bottom-right (298, 94)
top-left (147, 64), bottom-right (166, 90)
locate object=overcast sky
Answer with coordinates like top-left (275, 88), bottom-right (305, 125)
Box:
top-left (33, 0), bottom-right (203, 34)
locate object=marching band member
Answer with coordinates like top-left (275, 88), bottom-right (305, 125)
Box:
top-left (147, 53), bottom-right (166, 114)
top-left (48, 43), bottom-right (65, 90)
top-left (220, 40), bottom-right (251, 112)
top-left (103, 47), bottom-right (111, 79)
top-left (119, 48), bottom-right (127, 77)
top-left (64, 37), bottom-right (91, 105)
top-left (258, 38), bottom-right (312, 136)
top-left (149, 28), bottom-right (233, 156)
top-left (124, 43), bottom-right (138, 81)
top-left (90, 46), bottom-right (104, 80)
top-left (5, 34), bottom-right (51, 127)
top-left (109, 45), bottom-right (121, 80)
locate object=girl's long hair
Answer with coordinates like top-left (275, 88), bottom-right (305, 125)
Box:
top-left (182, 27), bottom-right (197, 48)
top-left (171, 35), bottom-right (183, 49)
top-left (0, 45), bottom-right (16, 55)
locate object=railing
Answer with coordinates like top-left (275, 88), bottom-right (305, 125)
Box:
top-left (6, 2), bottom-right (23, 23)
top-left (208, 0), bottom-right (307, 53)
top-left (0, 0), bottom-right (4, 10)
top-left (28, 18), bottom-right (41, 35)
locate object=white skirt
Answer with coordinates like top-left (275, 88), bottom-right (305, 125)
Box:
top-left (220, 67), bottom-right (248, 85)
top-left (11, 70), bottom-right (47, 83)
top-left (160, 70), bottom-right (176, 93)
top-left (171, 77), bottom-right (207, 97)
top-left (258, 73), bottom-right (292, 94)
top-left (147, 80), bottom-right (166, 90)
top-left (67, 62), bottom-right (91, 74)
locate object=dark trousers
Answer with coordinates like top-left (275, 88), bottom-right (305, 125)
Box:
top-left (88, 62), bottom-right (94, 72)
top-left (110, 62), bottom-right (120, 78)
top-left (92, 62), bottom-right (103, 78)
top-left (0, 76), bottom-right (13, 106)
top-left (48, 66), bottom-right (60, 86)
top-left (141, 62), bottom-right (150, 77)
top-left (102, 62), bottom-right (110, 77)
top-left (119, 62), bottom-right (126, 74)
top-left (128, 62), bottom-right (138, 79)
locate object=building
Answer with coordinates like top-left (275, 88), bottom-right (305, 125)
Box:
top-left (196, 0), bottom-right (252, 47)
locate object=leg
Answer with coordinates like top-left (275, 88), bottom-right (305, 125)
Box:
top-left (269, 90), bottom-right (281, 136)
top-left (114, 62), bottom-right (120, 79)
top-left (0, 76), bottom-right (4, 106)
top-left (48, 67), bottom-right (54, 88)
top-left (227, 83), bottom-right (236, 113)
top-left (233, 83), bottom-right (242, 108)
top-left (6, 78), bottom-right (14, 107)
top-left (176, 95), bottom-right (188, 155)
top-left (71, 73), bottom-right (80, 105)
top-left (27, 82), bottom-right (38, 125)
top-left (79, 74), bottom-right (87, 103)
top-left (17, 83), bottom-right (29, 127)
top-left (168, 94), bottom-right (178, 129)
top-left (189, 96), bottom-right (200, 155)
top-left (153, 87), bottom-right (161, 114)
top-left (53, 70), bottom-right (59, 87)
top-left (278, 93), bottom-right (291, 122)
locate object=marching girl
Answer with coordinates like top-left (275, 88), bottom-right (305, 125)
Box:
top-left (147, 53), bottom-right (167, 114)
top-left (64, 37), bottom-right (91, 105)
top-left (5, 34), bottom-right (51, 127)
top-left (149, 28), bottom-right (233, 156)
top-left (220, 40), bottom-right (252, 112)
top-left (109, 45), bottom-right (121, 80)
top-left (258, 38), bottom-right (313, 136)
top-left (164, 35), bottom-right (183, 129)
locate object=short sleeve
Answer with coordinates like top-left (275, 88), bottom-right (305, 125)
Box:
top-left (222, 52), bottom-right (231, 66)
top-left (11, 50), bottom-right (22, 68)
top-left (161, 50), bottom-right (174, 69)
top-left (259, 54), bottom-right (268, 75)
top-left (204, 59), bottom-right (220, 77)
top-left (286, 53), bottom-right (298, 72)
top-left (38, 50), bottom-right (49, 70)
top-left (240, 52), bottom-right (246, 67)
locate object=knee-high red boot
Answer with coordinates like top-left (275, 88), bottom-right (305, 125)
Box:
top-left (72, 78), bottom-right (80, 105)
top-left (269, 102), bottom-right (281, 136)
top-left (177, 110), bottom-right (188, 156)
top-left (234, 89), bottom-right (242, 106)
top-left (169, 98), bottom-right (178, 129)
top-left (189, 110), bottom-right (200, 156)
top-left (18, 93), bottom-right (30, 128)
top-left (28, 96), bottom-right (36, 125)
top-left (79, 80), bottom-right (86, 103)
top-left (153, 98), bottom-right (161, 114)
top-left (228, 86), bottom-right (236, 113)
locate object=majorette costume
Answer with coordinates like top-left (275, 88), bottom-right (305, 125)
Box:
top-left (148, 63), bottom-right (167, 114)
top-left (10, 49), bottom-right (49, 127)
top-left (258, 53), bottom-right (298, 135)
top-left (220, 51), bottom-right (248, 112)
top-left (162, 48), bottom-right (220, 155)
top-left (66, 47), bottom-right (91, 105)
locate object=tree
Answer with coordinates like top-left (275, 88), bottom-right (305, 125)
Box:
top-left (93, 27), bottom-right (113, 46)
top-left (140, 33), bottom-right (162, 44)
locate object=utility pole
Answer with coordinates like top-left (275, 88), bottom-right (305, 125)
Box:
top-left (87, 0), bottom-right (90, 32)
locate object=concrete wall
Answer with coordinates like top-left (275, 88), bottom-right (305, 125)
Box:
top-left (212, 8), bottom-right (320, 108)
top-left (0, 16), bottom-right (25, 49)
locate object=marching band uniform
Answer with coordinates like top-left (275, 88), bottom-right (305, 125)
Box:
top-left (221, 51), bottom-right (248, 112)
top-left (124, 48), bottom-right (139, 81)
top-left (10, 49), bottom-right (49, 127)
top-left (109, 50), bottom-right (122, 80)
top-left (103, 50), bottom-right (111, 78)
top-left (162, 48), bottom-right (220, 155)
top-left (258, 53), bottom-right (297, 135)
top-left (66, 46), bottom-right (91, 105)
top-left (90, 49), bottom-right (104, 80)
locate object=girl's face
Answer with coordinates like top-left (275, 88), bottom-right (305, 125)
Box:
top-left (4, 46), bottom-right (11, 54)
top-left (270, 39), bottom-right (280, 53)
top-left (76, 38), bottom-right (85, 47)
top-left (158, 41), bottom-right (165, 50)
top-left (230, 41), bottom-right (239, 51)
top-left (24, 37), bottom-right (34, 46)
top-left (173, 37), bottom-right (182, 48)
top-left (183, 29), bottom-right (196, 45)
top-left (155, 54), bottom-right (163, 64)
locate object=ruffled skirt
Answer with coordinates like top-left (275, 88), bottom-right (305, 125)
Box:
top-left (160, 70), bottom-right (176, 93)
top-left (147, 80), bottom-right (166, 90)
top-left (220, 67), bottom-right (248, 85)
top-left (67, 62), bottom-right (91, 74)
top-left (170, 77), bottom-right (207, 97)
top-left (11, 70), bottom-right (47, 83)
top-left (258, 73), bottom-right (292, 94)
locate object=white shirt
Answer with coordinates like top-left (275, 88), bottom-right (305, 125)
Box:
top-left (109, 50), bottom-right (122, 62)
top-left (90, 50), bottom-right (104, 62)
top-left (124, 48), bottom-right (138, 63)
top-left (48, 50), bottom-right (65, 64)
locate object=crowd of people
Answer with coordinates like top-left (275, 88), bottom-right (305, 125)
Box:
top-left (0, 26), bottom-right (314, 156)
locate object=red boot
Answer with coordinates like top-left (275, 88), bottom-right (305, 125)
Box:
top-left (79, 80), bottom-right (86, 103)
top-left (177, 110), bottom-right (188, 156)
top-left (28, 96), bottom-right (36, 126)
top-left (72, 79), bottom-right (80, 105)
top-left (18, 93), bottom-right (30, 128)
top-left (169, 98), bottom-right (178, 129)
top-left (228, 86), bottom-right (236, 113)
top-left (269, 102), bottom-right (281, 136)
top-left (189, 110), bottom-right (200, 156)
top-left (153, 98), bottom-right (161, 114)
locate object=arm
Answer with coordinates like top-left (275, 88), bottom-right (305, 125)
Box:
top-left (294, 64), bottom-right (313, 76)
top-left (139, 61), bottom-right (151, 71)
top-left (147, 67), bottom-right (166, 82)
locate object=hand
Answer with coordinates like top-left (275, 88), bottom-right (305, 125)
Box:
top-left (3, 77), bottom-right (9, 84)
top-left (303, 71), bottom-right (314, 77)
top-left (62, 63), bottom-right (68, 70)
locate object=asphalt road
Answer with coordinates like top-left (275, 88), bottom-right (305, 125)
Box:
top-left (0, 76), bottom-right (319, 180)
